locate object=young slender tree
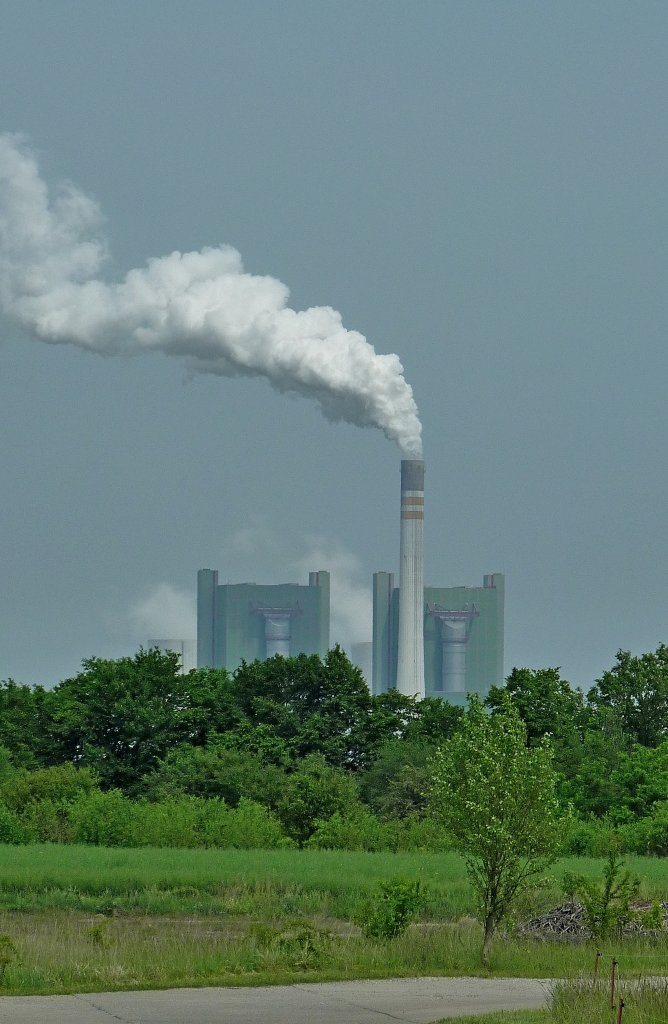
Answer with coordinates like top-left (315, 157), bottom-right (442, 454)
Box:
top-left (430, 694), bottom-right (565, 965)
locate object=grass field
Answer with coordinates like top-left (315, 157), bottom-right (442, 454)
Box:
top-left (438, 980), bottom-right (668, 1024)
top-left (1, 844), bottom-right (667, 917)
top-left (437, 1015), bottom-right (548, 1024)
top-left (0, 845), bottom-right (665, 996)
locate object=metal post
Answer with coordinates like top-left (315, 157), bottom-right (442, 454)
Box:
top-left (610, 958), bottom-right (618, 1010)
top-left (616, 997), bottom-right (625, 1024)
top-left (594, 949), bottom-right (601, 979)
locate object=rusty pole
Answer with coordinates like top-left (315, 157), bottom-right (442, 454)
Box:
top-left (610, 958), bottom-right (618, 1010)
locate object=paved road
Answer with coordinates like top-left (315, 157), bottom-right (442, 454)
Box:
top-left (0, 977), bottom-right (552, 1023)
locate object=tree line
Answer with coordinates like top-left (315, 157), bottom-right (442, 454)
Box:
top-left (0, 643), bottom-right (666, 854)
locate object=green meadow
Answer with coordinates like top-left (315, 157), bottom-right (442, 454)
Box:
top-left (0, 845), bottom-right (665, 995)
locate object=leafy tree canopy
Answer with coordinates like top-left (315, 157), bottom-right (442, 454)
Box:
top-left (486, 667), bottom-right (587, 745)
top-left (49, 649), bottom-right (230, 790)
top-left (588, 645), bottom-right (668, 748)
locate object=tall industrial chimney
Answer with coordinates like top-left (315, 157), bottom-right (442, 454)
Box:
top-left (396, 459), bottom-right (425, 698)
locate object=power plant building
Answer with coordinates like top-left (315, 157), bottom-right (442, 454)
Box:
top-left (372, 572), bottom-right (504, 704)
top-left (197, 569), bottom-right (330, 671)
top-left (149, 638), bottom-right (196, 674)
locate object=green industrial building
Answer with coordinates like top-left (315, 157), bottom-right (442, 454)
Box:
top-left (372, 572), bottom-right (504, 704)
top-left (197, 569), bottom-right (330, 671)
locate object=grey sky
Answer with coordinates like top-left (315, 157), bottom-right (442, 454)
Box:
top-left (1, 1), bottom-right (666, 689)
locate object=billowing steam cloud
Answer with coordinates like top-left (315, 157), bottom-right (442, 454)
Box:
top-left (0, 134), bottom-right (422, 456)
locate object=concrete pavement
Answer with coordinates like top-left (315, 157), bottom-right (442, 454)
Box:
top-left (0, 976), bottom-right (552, 1023)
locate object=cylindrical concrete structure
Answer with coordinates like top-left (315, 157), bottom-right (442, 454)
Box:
top-left (441, 618), bottom-right (469, 693)
top-left (264, 614), bottom-right (291, 657)
top-left (396, 459), bottom-right (425, 698)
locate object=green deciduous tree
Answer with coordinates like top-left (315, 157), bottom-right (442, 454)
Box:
top-left (229, 647), bottom-right (374, 770)
top-left (588, 645), bottom-right (668, 748)
top-left (140, 742), bottom-right (287, 807)
top-left (360, 739), bottom-right (434, 819)
top-left (609, 740), bottom-right (668, 818)
top-left (0, 680), bottom-right (53, 768)
top-left (275, 754), bottom-right (360, 844)
top-left (430, 695), bottom-right (565, 965)
top-left (486, 667), bottom-right (587, 746)
top-left (50, 649), bottom-right (227, 790)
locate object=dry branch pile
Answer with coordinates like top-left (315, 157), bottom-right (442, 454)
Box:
top-left (517, 901), bottom-right (668, 940)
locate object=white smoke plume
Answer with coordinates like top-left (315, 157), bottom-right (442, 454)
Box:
top-left (129, 582), bottom-right (196, 640)
top-left (221, 517), bottom-right (372, 647)
top-left (0, 133), bottom-right (422, 456)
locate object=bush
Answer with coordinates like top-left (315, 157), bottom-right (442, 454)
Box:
top-left (20, 798), bottom-right (74, 843)
top-left (561, 817), bottom-right (621, 857)
top-left (202, 797), bottom-right (291, 849)
top-left (563, 848), bottom-right (640, 939)
top-left (307, 808), bottom-right (398, 851)
top-left (395, 814), bottom-right (453, 852)
top-left (69, 789), bottom-right (135, 846)
top-left (0, 803), bottom-right (28, 844)
top-left (355, 878), bottom-right (423, 939)
top-left (130, 797), bottom-right (203, 848)
top-left (1, 764), bottom-right (98, 812)
top-left (276, 755), bottom-right (360, 845)
top-left (141, 744), bottom-right (287, 807)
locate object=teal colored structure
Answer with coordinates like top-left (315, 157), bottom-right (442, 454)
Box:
top-left (197, 569), bottom-right (330, 671)
top-left (372, 572), bottom-right (504, 704)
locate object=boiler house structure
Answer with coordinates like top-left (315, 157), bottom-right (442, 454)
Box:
top-left (372, 572), bottom-right (504, 704)
top-left (197, 569), bottom-right (330, 671)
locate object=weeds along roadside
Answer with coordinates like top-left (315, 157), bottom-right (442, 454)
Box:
top-left (434, 976), bottom-right (668, 1024)
top-left (0, 912), bottom-right (665, 996)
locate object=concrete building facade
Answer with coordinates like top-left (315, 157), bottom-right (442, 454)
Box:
top-left (197, 569), bottom-right (330, 671)
top-left (372, 572), bottom-right (504, 704)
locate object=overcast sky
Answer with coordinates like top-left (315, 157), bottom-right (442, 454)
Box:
top-left (1, 1), bottom-right (666, 689)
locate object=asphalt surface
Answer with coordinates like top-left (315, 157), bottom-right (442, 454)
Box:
top-left (0, 976), bottom-right (552, 1023)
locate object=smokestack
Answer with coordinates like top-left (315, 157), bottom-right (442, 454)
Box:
top-left (396, 459), bottom-right (425, 698)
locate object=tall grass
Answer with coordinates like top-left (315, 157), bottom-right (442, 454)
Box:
top-left (0, 845), bottom-right (666, 917)
top-left (437, 980), bottom-right (668, 1024)
top-left (435, 1015), bottom-right (549, 1024)
top-left (0, 913), bottom-right (665, 996)
top-left (552, 978), bottom-right (668, 1023)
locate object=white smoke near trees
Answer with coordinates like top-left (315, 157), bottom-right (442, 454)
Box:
top-left (129, 582), bottom-right (196, 640)
top-left (221, 517), bottom-right (372, 647)
top-left (295, 540), bottom-right (372, 648)
top-left (0, 133), bottom-right (422, 456)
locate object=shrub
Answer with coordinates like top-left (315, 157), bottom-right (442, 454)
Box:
top-left (20, 798), bottom-right (74, 843)
top-left (276, 755), bottom-right (360, 845)
top-left (395, 814), bottom-right (453, 852)
top-left (561, 816), bottom-right (621, 857)
top-left (69, 789), bottom-right (135, 846)
top-left (1, 764), bottom-right (98, 812)
top-left (0, 803), bottom-right (28, 844)
top-left (202, 797), bottom-right (291, 849)
top-left (130, 797), bottom-right (202, 847)
top-left (619, 801), bottom-right (668, 856)
top-left (355, 878), bottom-right (423, 939)
top-left (563, 848), bottom-right (640, 939)
top-left (307, 807), bottom-right (397, 851)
